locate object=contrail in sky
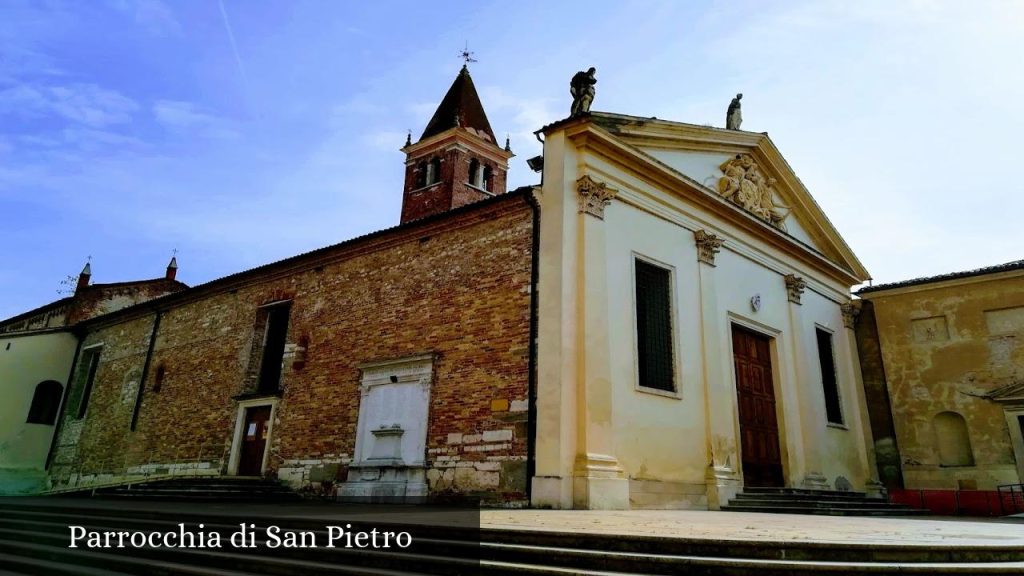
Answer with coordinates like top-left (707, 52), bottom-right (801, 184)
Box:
top-left (217, 0), bottom-right (251, 100)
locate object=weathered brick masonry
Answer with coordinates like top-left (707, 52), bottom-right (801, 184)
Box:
top-left (51, 191), bottom-right (535, 503)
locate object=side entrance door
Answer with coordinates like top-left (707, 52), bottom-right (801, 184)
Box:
top-left (238, 406), bottom-right (271, 476)
top-left (732, 325), bottom-right (784, 487)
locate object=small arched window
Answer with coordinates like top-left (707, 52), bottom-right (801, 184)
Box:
top-left (933, 411), bottom-right (974, 467)
top-left (26, 380), bottom-right (63, 425)
top-left (426, 157), bottom-right (441, 185)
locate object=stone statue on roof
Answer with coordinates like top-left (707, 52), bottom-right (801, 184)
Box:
top-left (570, 67), bottom-right (597, 116)
top-left (726, 93), bottom-right (743, 130)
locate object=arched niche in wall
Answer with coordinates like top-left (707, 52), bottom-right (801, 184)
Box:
top-left (933, 411), bottom-right (975, 467)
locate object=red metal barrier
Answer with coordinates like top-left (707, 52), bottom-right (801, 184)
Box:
top-left (888, 488), bottom-right (1009, 517)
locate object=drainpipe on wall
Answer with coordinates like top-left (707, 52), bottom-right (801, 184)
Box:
top-left (524, 188), bottom-right (541, 503)
top-left (130, 310), bottom-right (162, 431)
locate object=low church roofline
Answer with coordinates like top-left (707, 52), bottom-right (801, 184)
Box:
top-left (536, 111), bottom-right (764, 138)
top-left (0, 275), bottom-right (190, 331)
top-left (74, 187), bottom-right (538, 331)
top-left (858, 259), bottom-right (1024, 295)
top-left (0, 297), bottom-right (73, 330)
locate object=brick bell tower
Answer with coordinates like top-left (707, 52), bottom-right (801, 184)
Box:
top-left (400, 65), bottom-right (514, 224)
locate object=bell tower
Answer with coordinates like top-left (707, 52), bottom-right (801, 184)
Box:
top-left (400, 65), bottom-right (514, 224)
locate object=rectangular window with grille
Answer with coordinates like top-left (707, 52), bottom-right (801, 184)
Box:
top-left (816, 327), bottom-right (843, 424)
top-left (634, 258), bottom-right (675, 392)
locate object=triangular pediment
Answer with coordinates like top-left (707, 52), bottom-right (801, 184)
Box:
top-left (587, 113), bottom-right (869, 281)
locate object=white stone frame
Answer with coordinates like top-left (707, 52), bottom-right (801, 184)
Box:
top-left (227, 397), bottom-right (279, 476)
top-left (629, 252), bottom-right (682, 399)
top-left (1003, 408), bottom-right (1024, 483)
top-left (351, 354), bottom-right (434, 467)
top-left (725, 314), bottom-right (791, 487)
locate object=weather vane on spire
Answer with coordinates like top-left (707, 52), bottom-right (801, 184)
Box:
top-left (459, 42), bottom-right (477, 67)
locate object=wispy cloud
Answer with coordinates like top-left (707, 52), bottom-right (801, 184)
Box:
top-left (0, 82), bottom-right (139, 127)
top-left (108, 0), bottom-right (181, 36)
top-left (153, 100), bottom-right (239, 139)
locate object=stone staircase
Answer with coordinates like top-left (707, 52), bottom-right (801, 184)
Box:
top-left (0, 498), bottom-right (1022, 575)
top-left (84, 476), bottom-right (302, 502)
top-left (722, 487), bottom-right (927, 516)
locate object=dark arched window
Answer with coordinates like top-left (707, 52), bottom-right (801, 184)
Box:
top-left (483, 165), bottom-right (493, 192)
top-left (26, 380), bottom-right (63, 425)
top-left (468, 158), bottom-right (481, 187)
top-left (414, 161), bottom-right (427, 188)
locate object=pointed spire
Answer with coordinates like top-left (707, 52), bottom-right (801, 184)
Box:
top-left (166, 252), bottom-right (178, 281)
top-left (419, 66), bottom-right (496, 144)
top-left (404, 130), bottom-right (412, 147)
top-left (76, 258), bottom-right (92, 293)
top-left (504, 134), bottom-right (511, 152)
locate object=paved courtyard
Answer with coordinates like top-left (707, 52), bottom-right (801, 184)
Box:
top-left (479, 509), bottom-right (1024, 547)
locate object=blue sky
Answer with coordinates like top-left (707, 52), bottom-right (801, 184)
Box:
top-left (2, 0), bottom-right (1022, 319)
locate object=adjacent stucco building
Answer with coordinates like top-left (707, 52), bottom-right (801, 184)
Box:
top-left (857, 260), bottom-right (1024, 491)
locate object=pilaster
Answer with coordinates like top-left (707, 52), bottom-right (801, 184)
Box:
top-left (694, 230), bottom-right (741, 509)
top-left (784, 274), bottom-right (829, 489)
top-left (571, 175), bottom-right (629, 509)
top-left (840, 300), bottom-right (881, 494)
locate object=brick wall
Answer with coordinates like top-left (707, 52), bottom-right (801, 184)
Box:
top-left (51, 194), bottom-right (534, 503)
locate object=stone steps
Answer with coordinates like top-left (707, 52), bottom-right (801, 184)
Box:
top-left (83, 477), bottom-right (302, 502)
top-left (0, 499), bottom-right (1019, 575)
top-left (722, 488), bottom-right (928, 516)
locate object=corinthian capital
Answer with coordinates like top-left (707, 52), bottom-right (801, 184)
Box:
top-left (784, 274), bottom-right (806, 305)
top-left (840, 301), bottom-right (861, 329)
top-left (694, 230), bottom-right (724, 266)
top-left (576, 175), bottom-right (617, 219)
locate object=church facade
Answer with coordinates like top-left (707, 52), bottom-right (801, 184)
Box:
top-left (10, 67), bottom-right (882, 510)
top-left (530, 113), bottom-right (877, 509)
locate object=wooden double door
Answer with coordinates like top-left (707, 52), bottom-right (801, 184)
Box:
top-left (732, 325), bottom-right (784, 487)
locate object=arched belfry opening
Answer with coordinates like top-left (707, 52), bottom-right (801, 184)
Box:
top-left (400, 65), bottom-right (514, 224)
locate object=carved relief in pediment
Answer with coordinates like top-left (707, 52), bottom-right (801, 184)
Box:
top-left (717, 154), bottom-right (790, 230)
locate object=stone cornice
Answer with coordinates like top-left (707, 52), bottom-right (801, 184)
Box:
top-left (402, 128), bottom-right (514, 165)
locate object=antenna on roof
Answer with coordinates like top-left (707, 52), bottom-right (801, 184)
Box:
top-left (459, 42), bottom-right (477, 67)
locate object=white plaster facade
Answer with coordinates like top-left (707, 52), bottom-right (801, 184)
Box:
top-left (0, 330), bottom-right (77, 493)
top-left (530, 113), bottom-right (875, 509)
